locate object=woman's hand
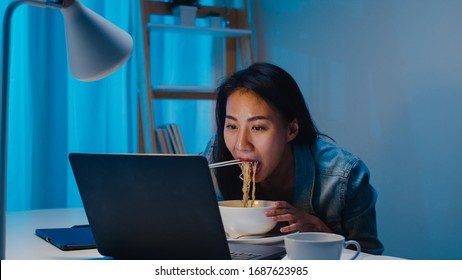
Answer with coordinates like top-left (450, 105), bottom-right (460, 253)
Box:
top-left (265, 201), bottom-right (333, 234)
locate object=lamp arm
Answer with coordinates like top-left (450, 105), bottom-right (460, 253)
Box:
top-left (0, 0), bottom-right (67, 261)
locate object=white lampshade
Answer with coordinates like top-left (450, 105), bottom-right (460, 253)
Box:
top-left (61, 0), bottom-right (133, 81)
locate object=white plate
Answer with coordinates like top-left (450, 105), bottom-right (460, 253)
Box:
top-left (227, 233), bottom-right (294, 245)
top-left (227, 235), bottom-right (285, 245)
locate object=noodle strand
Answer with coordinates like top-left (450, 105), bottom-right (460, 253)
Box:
top-left (240, 161), bottom-right (257, 208)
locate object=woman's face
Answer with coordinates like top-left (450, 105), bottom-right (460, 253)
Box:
top-left (224, 89), bottom-right (298, 183)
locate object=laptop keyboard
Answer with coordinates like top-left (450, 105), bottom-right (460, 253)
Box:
top-left (230, 251), bottom-right (262, 260)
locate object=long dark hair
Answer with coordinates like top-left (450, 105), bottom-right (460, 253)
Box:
top-left (213, 62), bottom-right (319, 199)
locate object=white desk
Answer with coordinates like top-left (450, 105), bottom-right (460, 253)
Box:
top-left (6, 208), bottom-right (103, 259)
top-left (6, 208), bottom-right (401, 260)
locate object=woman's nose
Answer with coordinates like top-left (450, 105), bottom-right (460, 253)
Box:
top-left (235, 130), bottom-right (252, 152)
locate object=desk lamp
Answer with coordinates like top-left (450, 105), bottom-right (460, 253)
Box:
top-left (0, 0), bottom-right (133, 259)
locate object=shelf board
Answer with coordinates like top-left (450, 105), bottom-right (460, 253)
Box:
top-left (153, 85), bottom-right (216, 92)
top-left (147, 23), bottom-right (252, 37)
top-left (152, 92), bottom-right (217, 100)
top-left (152, 85), bottom-right (217, 100)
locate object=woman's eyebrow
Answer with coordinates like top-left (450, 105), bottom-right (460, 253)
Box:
top-left (226, 115), bottom-right (271, 121)
top-left (248, 116), bottom-right (271, 122)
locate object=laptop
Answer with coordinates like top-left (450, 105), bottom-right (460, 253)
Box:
top-left (68, 153), bottom-right (286, 260)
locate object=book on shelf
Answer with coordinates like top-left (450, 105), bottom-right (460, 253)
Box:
top-left (155, 124), bottom-right (186, 154)
top-left (155, 128), bottom-right (169, 154)
top-left (162, 127), bottom-right (175, 154)
top-left (172, 124), bottom-right (186, 154)
top-left (165, 125), bottom-right (180, 154)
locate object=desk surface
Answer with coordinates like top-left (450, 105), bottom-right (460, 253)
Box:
top-left (6, 208), bottom-right (400, 260)
top-left (6, 208), bottom-right (103, 259)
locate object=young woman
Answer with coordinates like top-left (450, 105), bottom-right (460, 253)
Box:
top-left (203, 62), bottom-right (384, 255)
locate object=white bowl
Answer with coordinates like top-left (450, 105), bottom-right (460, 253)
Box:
top-left (218, 200), bottom-right (277, 238)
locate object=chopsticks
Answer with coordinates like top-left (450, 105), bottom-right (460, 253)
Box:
top-left (208, 159), bottom-right (242, 169)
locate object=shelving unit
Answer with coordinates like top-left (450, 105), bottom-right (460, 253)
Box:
top-left (138, 0), bottom-right (253, 153)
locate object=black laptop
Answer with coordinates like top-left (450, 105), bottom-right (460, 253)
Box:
top-left (68, 153), bottom-right (285, 260)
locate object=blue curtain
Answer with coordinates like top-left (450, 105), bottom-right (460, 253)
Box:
top-left (1, 0), bottom-right (138, 211)
top-left (1, 0), bottom-right (236, 211)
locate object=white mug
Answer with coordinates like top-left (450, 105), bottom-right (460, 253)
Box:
top-left (284, 232), bottom-right (361, 260)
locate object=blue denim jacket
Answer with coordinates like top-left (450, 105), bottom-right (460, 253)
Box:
top-left (293, 138), bottom-right (384, 255)
top-left (203, 136), bottom-right (384, 255)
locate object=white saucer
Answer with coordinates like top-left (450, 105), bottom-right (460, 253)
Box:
top-left (282, 249), bottom-right (403, 260)
top-left (282, 249), bottom-right (353, 260)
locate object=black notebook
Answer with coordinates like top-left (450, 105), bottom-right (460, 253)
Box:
top-left (35, 225), bottom-right (96, 251)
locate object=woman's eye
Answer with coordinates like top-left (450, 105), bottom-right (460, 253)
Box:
top-left (252, 126), bottom-right (266, 131)
top-left (225, 124), bottom-right (237, 130)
